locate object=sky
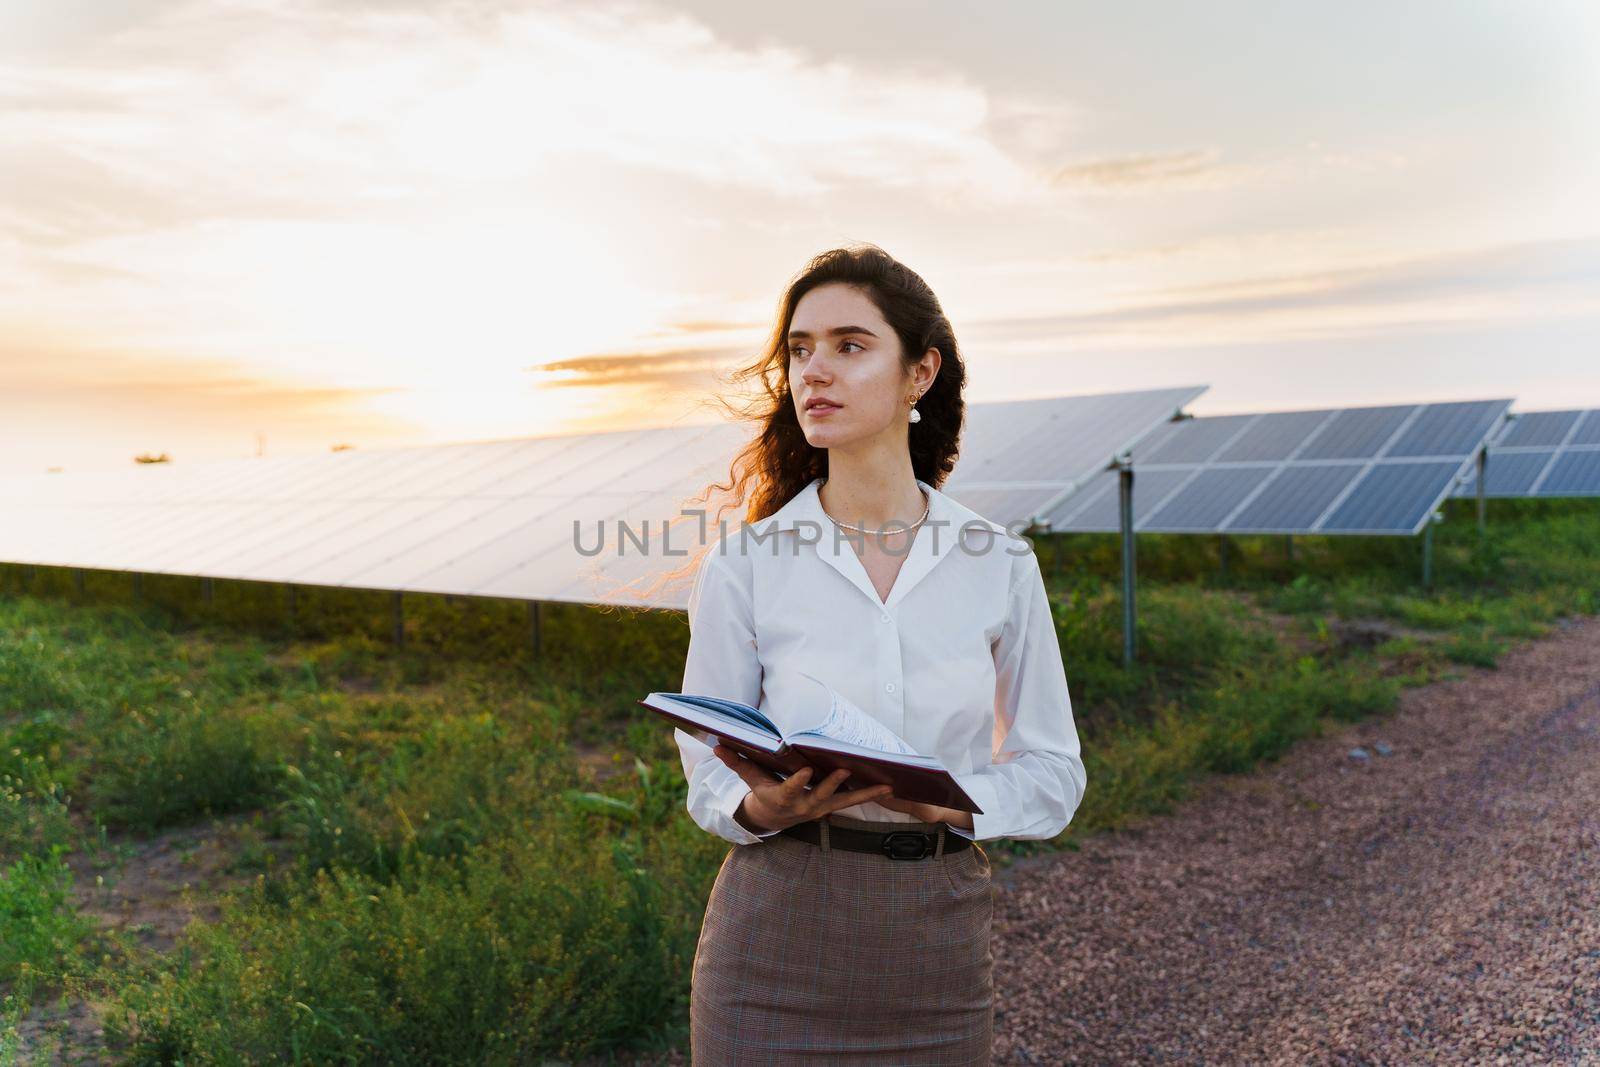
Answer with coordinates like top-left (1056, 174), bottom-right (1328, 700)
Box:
top-left (3, 0), bottom-right (1599, 473)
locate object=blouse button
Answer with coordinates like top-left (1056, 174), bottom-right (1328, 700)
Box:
top-left (880, 612), bottom-right (891, 623)
top-left (884, 682), bottom-right (896, 693)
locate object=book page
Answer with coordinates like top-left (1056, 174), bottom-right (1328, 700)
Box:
top-left (791, 733), bottom-right (944, 766)
top-left (657, 693), bottom-right (780, 735)
top-left (642, 694), bottom-right (781, 752)
top-left (792, 670), bottom-right (920, 756)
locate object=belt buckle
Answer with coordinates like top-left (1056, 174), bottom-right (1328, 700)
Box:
top-left (880, 830), bottom-right (933, 861)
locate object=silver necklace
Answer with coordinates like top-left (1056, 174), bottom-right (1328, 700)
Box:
top-left (823, 488), bottom-right (930, 535)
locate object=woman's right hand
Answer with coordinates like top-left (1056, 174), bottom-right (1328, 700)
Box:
top-left (713, 743), bottom-right (893, 832)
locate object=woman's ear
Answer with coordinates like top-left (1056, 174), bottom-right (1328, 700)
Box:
top-left (921, 346), bottom-right (941, 389)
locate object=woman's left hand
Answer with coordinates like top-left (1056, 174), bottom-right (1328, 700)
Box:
top-left (873, 792), bottom-right (953, 825)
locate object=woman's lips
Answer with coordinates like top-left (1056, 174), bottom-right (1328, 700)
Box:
top-left (808, 403), bottom-right (841, 416)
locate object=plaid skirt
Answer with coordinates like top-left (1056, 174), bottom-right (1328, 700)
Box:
top-left (689, 814), bottom-right (995, 1065)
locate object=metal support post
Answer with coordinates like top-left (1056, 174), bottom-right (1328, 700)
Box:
top-left (392, 591), bottom-right (404, 649)
top-left (1118, 457), bottom-right (1137, 668)
top-left (1422, 518), bottom-right (1435, 589)
top-left (1476, 448), bottom-right (1487, 537)
top-left (528, 601), bottom-right (543, 659)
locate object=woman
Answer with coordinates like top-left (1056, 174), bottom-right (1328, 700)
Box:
top-left (672, 245), bottom-right (1087, 1065)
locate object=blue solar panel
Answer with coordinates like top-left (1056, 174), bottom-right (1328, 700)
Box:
top-left (1042, 471), bottom-right (1115, 529)
top-left (1387, 400), bottom-right (1510, 458)
top-left (1297, 406), bottom-right (1413, 460)
top-left (1451, 409), bottom-right (1600, 499)
top-left (1537, 450), bottom-right (1600, 496)
top-left (1570, 412), bottom-right (1600, 447)
top-left (944, 386), bottom-right (1209, 528)
top-left (1499, 411), bottom-right (1581, 448)
top-left (1045, 468), bottom-right (1194, 531)
top-left (942, 486), bottom-right (1058, 528)
top-left (1223, 464), bottom-right (1363, 532)
top-left (1138, 415), bottom-right (1253, 465)
top-left (1122, 418), bottom-right (1185, 458)
top-left (1478, 451), bottom-right (1557, 496)
top-left (1214, 410), bottom-right (1334, 462)
top-left (1050, 399), bottom-right (1509, 535)
top-left (1142, 468), bottom-right (1273, 530)
top-left (1320, 462), bottom-right (1460, 533)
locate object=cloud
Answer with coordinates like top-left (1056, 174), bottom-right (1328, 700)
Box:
top-left (1044, 141), bottom-right (1415, 196)
top-left (533, 236), bottom-right (1600, 389)
top-left (0, 339), bottom-right (405, 406)
top-left (0, 339), bottom-right (417, 471)
top-left (0, 0), bottom-right (1075, 261)
top-left (1130, 235), bottom-right (1600, 309)
top-left (643, 318), bottom-right (765, 337)
top-left (1047, 149), bottom-right (1247, 190)
top-left (525, 343), bottom-right (754, 391)
top-left (966, 235), bottom-right (1600, 349)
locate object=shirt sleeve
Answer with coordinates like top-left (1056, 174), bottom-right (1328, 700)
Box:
top-left (946, 549), bottom-right (1086, 842)
top-left (673, 542), bottom-right (784, 846)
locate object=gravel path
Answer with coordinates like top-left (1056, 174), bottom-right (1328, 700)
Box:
top-left (993, 613), bottom-right (1600, 1065)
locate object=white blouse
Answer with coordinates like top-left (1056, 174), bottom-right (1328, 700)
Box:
top-left (674, 475), bottom-right (1087, 846)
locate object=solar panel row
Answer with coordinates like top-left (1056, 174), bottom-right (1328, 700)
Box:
top-left (0, 388), bottom-right (1206, 611)
top-left (1452, 409), bottom-right (1600, 499)
top-left (1044, 399), bottom-right (1513, 536)
top-left (941, 385), bottom-right (1206, 527)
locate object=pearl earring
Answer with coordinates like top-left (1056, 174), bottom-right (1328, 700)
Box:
top-left (908, 393), bottom-right (922, 424)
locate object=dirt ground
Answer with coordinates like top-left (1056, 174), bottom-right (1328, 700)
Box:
top-left (12, 813), bottom-right (290, 1064)
top-left (990, 612), bottom-right (1600, 1064)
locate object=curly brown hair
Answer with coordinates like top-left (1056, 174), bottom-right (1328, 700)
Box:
top-left (623, 243), bottom-right (967, 608)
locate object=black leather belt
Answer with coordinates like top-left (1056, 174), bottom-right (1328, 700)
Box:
top-left (778, 818), bottom-right (973, 860)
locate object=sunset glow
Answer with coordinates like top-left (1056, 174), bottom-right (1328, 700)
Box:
top-left (3, 0), bottom-right (1598, 472)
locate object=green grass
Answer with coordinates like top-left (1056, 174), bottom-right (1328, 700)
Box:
top-left (0, 844), bottom-right (99, 1066)
top-left (0, 495), bottom-right (1596, 1061)
top-left (0, 846), bottom-right (96, 985)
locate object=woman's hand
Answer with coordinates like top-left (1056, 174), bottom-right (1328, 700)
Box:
top-left (713, 744), bottom-right (893, 833)
top-left (874, 792), bottom-right (958, 826)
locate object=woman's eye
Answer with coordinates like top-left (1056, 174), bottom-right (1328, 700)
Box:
top-left (789, 340), bottom-right (860, 358)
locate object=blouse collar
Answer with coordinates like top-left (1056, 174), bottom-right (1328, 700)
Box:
top-left (746, 476), bottom-right (972, 611)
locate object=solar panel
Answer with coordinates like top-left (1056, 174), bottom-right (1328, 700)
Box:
top-left (1452, 409), bottom-right (1600, 499)
top-left (1224, 464), bottom-right (1363, 532)
top-left (1141, 467), bottom-right (1274, 530)
top-left (1137, 415), bottom-right (1253, 465)
top-left (1540, 450), bottom-right (1600, 495)
top-left (0, 387), bottom-right (1208, 611)
top-left (1296, 407), bottom-right (1411, 460)
top-left (1319, 461), bottom-right (1462, 533)
top-left (1571, 412), bottom-right (1600, 447)
top-left (940, 385), bottom-right (1208, 529)
top-left (1472, 451), bottom-right (1554, 496)
top-left (1043, 468), bottom-right (1195, 532)
top-left (1047, 399), bottom-right (1512, 536)
top-left (1496, 411), bottom-right (1580, 448)
top-left (1386, 403), bottom-right (1508, 457)
top-left (1214, 410), bottom-right (1331, 462)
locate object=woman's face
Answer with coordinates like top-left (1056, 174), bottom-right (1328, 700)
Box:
top-left (788, 283), bottom-right (933, 449)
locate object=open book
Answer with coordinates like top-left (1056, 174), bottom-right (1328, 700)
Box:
top-left (639, 671), bottom-right (983, 814)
